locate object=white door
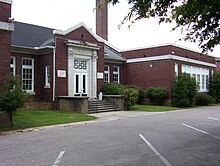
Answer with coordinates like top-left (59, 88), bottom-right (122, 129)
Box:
top-left (74, 73), bottom-right (87, 96)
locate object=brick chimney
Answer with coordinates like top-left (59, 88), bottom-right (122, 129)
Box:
top-left (0, 0), bottom-right (14, 92)
top-left (96, 0), bottom-right (108, 41)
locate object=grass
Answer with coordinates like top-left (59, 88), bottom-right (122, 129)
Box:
top-left (0, 109), bottom-right (97, 132)
top-left (131, 104), bottom-right (181, 112)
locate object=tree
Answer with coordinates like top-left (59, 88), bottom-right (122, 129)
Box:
top-left (107, 0), bottom-right (220, 52)
top-left (209, 71), bottom-right (220, 103)
top-left (173, 73), bottom-right (198, 107)
top-left (0, 76), bottom-right (29, 126)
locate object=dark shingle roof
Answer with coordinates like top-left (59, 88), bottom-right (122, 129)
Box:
top-left (11, 22), bottom-right (54, 48)
top-left (104, 46), bottom-right (126, 62)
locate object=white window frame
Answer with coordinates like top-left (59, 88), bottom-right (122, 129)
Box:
top-left (10, 56), bottom-right (16, 76)
top-left (174, 63), bottom-right (178, 76)
top-left (22, 58), bottom-right (34, 93)
top-left (182, 64), bottom-right (209, 92)
top-left (45, 66), bottom-right (51, 88)
top-left (113, 66), bottom-right (120, 83)
top-left (104, 65), bottom-right (110, 83)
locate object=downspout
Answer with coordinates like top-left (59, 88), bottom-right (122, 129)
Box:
top-left (53, 39), bottom-right (56, 101)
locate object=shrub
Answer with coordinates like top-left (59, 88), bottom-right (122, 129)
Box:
top-left (124, 85), bottom-right (144, 104)
top-left (0, 76), bottom-right (29, 126)
top-left (146, 87), bottom-right (168, 105)
top-left (123, 87), bottom-right (139, 109)
top-left (173, 73), bottom-right (198, 107)
top-left (102, 83), bottom-right (124, 95)
top-left (209, 72), bottom-right (220, 103)
top-left (194, 93), bottom-right (213, 106)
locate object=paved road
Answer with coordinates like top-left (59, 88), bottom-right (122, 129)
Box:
top-left (0, 106), bottom-right (220, 166)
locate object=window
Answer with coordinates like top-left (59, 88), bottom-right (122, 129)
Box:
top-left (197, 74), bottom-right (200, 89)
top-left (202, 75), bottom-right (205, 89)
top-left (113, 66), bottom-right (120, 83)
top-left (174, 63), bottom-right (178, 76)
top-left (45, 66), bottom-right (50, 88)
top-left (74, 59), bottom-right (87, 70)
top-left (22, 58), bottom-right (34, 92)
top-left (104, 65), bottom-right (110, 83)
top-left (182, 64), bottom-right (209, 92)
top-left (206, 75), bottom-right (209, 89)
top-left (10, 57), bottom-right (15, 76)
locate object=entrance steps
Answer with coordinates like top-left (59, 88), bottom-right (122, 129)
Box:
top-left (88, 99), bottom-right (119, 113)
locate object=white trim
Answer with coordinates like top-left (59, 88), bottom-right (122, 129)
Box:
top-left (54, 22), bottom-right (104, 42)
top-left (10, 56), bottom-right (16, 76)
top-left (22, 58), bottom-right (34, 92)
top-left (126, 54), bottom-right (216, 67)
top-left (0, 21), bottom-right (14, 31)
top-left (0, 0), bottom-right (12, 4)
top-left (53, 22), bottom-right (121, 52)
top-left (104, 65), bottom-right (110, 83)
top-left (44, 66), bottom-right (50, 88)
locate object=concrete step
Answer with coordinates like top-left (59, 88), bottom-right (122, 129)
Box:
top-left (88, 99), bottom-right (118, 113)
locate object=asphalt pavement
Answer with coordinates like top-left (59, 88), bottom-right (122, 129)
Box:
top-left (0, 106), bottom-right (219, 166)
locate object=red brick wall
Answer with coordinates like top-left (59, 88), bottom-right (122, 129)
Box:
top-left (96, 0), bottom-right (108, 40)
top-left (0, 2), bottom-right (11, 92)
top-left (0, 2), bottom-right (11, 22)
top-left (121, 45), bottom-right (215, 64)
top-left (0, 31), bottom-right (11, 92)
top-left (38, 53), bottom-right (53, 102)
top-left (124, 60), bottom-right (175, 99)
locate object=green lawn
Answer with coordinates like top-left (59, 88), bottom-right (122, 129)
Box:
top-left (131, 104), bottom-right (181, 112)
top-left (0, 110), bottom-right (96, 132)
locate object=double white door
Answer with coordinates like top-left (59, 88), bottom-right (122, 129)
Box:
top-left (74, 73), bottom-right (87, 96)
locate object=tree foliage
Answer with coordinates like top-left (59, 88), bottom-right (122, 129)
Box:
top-left (0, 76), bottom-right (29, 125)
top-left (173, 73), bottom-right (198, 107)
top-left (209, 71), bottom-right (220, 103)
top-left (107, 0), bottom-right (220, 52)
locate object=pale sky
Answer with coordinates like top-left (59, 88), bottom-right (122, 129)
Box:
top-left (11, 0), bottom-right (220, 57)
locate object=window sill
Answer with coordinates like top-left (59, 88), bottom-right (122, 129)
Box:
top-left (44, 85), bottom-right (51, 89)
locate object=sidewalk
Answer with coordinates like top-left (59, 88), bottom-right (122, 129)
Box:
top-left (91, 110), bottom-right (164, 122)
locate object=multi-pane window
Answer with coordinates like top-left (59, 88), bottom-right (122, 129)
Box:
top-left (113, 66), bottom-right (120, 83)
top-left (104, 65), bottom-right (110, 83)
top-left (182, 64), bottom-right (209, 92)
top-left (74, 59), bottom-right (87, 70)
top-left (45, 66), bottom-right (50, 87)
top-left (22, 58), bottom-right (34, 92)
top-left (10, 57), bottom-right (15, 76)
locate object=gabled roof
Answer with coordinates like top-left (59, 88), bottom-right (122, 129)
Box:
top-left (11, 22), bottom-right (54, 48)
top-left (54, 22), bottom-right (104, 43)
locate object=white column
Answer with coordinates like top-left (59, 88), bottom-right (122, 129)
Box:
top-left (91, 50), bottom-right (98, 98)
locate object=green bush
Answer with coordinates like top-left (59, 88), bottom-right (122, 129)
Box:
top-left (173, 73), bottom-right (198, 107)
top-left (123, 87), bottom-right (139, 109)
top-left (102, 83), bottom-right (124, 95)
top-left (209, 72), bottom-right (220, 103)
top-left (194, 93), bottom-right (213, 106)
top-left (146, 87), bottom-right (168, 105)
top-left (0, 76), bottom-right (29, 126)
top-left (124, 85), bottom-right (144, 104)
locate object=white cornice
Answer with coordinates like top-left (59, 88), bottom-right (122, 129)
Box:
top-left (54, 22), bottom-right (104, 43)
top-left (0, 0), bottom-right (12, 4)
top-left (0, 21), bottom-right (14, 31)
top-left (126, 54), bottom-right (216, 68)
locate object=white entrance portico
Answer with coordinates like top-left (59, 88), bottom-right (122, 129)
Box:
top-left (67, 40), bottom-right (99, 98)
